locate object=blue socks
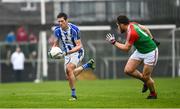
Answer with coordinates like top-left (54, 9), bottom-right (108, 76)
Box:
top-left (71, 88), bottom-right (76, 97)
top-left (82, 63), bottom-right (90, 69)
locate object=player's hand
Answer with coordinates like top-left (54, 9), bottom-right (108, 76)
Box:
top-left (53, 51), bottom-right (67, 59)
top-left (48, 49), bottom-right (53, 59)
top-left (152, 38), bottom-right (160, 46)
top-left (106, 33), bottom-right (116, 45)
top-left (61, 51), bottom-right (67, 57)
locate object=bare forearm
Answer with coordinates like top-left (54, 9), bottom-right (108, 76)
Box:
top-left (114, 42), bottom-right (130, 52)
top-left (106, 33), bottom-right (131, 52)
top-left (67, 45), bottom-right (82, 54)
top-left (52, 40), bottom-right (59, 47)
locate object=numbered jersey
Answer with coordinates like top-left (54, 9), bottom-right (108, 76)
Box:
top-left (54, 23), bottom-right (84, 53)
top-left (126, 22), bottom-right (157, 54)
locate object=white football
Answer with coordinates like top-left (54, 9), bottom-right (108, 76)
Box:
top-left (50, 46), bottom-right (62, 58)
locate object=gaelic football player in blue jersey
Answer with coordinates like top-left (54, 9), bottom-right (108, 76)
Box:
top-left (51, 12), bottom-right (95, 101)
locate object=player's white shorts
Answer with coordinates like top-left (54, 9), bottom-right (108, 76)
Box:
top-left (130, 48), bottom-right (158, 66)
top-left (64, 50), bottom-right (84, 70)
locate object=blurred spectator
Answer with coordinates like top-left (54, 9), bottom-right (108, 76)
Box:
top-left (16, 26), bottom-right (28, 57)
top-left (29, 32), bottom-right (38, 44)
top-left (28, 32), bottom-right (38, 76)
top-left (5, 31), bottom-right (16, 64)
top-left (11, 46), bottom-right (25, 82)
top-left (29, 32), bottom-right (38, 59)
top-left (5, 31), bottom-right (16, 43)
top-left (16, 26), bottom-right (28, 43)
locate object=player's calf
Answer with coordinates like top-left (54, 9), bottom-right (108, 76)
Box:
top-left (142, 83), bottom-right (148, 93)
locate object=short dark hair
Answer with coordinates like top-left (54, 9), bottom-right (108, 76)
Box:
top-left (117, 15), bottom-right (129, 25)
top-left (57, 12), bottom-right (68, 20)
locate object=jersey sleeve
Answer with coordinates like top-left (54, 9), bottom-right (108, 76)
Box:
top-left (54, 26), bottom-right (61, 39)
top-left (73, 28), bottom-right (80, 40)
top-left (70, 23), bottom-right (80, 40)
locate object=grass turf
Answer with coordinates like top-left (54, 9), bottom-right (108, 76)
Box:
top-left (0, 78), bottom-right (180, 108)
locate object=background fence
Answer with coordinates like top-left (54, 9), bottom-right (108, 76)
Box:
top-left (0, 0), bottom-right (180, 82)
top-left (0, 25), bottom-right (180, 82)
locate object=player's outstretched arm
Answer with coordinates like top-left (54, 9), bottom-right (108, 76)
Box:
top-left (106, 33), bottom-right (131, 52)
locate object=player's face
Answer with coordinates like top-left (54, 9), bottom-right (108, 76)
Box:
top-left (57, 17), bottom-right (68, 30)
top-left (117, 23), bottom-right (125, 33)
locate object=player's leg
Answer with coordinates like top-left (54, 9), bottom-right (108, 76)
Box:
top-left (73, 66), bottom-right (83, 77)
top-left (66, 63), bottom-right (77, 100)
top-left (74, 59), bottom-right (95, 77)
top-left (142, 64), bottom-right (157, 99)
top-left (124, 58), bottom-right (148, 93)
top-left (124, 59), bottom-right (144, 82)
top-left (65, 52), bottom-right (94, 100)
top-left (70, 51), bottom-right (95, 77)
top-left (64, 55), bottom-right (78, 101)
top-left (143, 48), bottom-right (158, 99)
top-left (125, 50), bottom-right (149, 93)
top-left (124, 50), bottom-right (145, 82)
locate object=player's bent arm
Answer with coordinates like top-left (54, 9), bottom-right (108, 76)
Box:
top-left (114, 41), bottom-right (132, 52)
top-left (52, 38), bottom-right (59, 47)
top-left (138, 24), bottom-right (153, 39)
top-left (67, 39), bottom-right (82, 54)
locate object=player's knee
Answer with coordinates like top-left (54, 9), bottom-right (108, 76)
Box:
top-left (142, 75), bottom-right (150, 81)
top-left (66, 69), bottom-right (74, 78)
top-left (66, 71), bottom-right (75, 80)
top-left (66, 65), bottom-right (74, 72)
top-left (66, 68), bottom-right (72, 74)
top-left (124, 68), bottom-right (133, 75)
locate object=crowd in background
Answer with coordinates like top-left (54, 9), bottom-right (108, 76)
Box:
top-left (2, 26), bottom-right (40, 82)
top-left (4, 26), bottom-right (38, 60)
top-left (1, 25), bottom-right (56, 82)
top-left (5, 26), bottom-right (38, 44)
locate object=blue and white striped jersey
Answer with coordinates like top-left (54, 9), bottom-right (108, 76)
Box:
top-left (54, 23), bottom-right (84, 53)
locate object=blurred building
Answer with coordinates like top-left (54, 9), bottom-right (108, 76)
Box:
top-left (0, 0), bottom-right (180, 25)
top-left (0, 0), bottom-right (179, 39)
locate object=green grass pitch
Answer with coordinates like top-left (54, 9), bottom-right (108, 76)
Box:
top-left (0, 78), bottom-right (180, 108)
